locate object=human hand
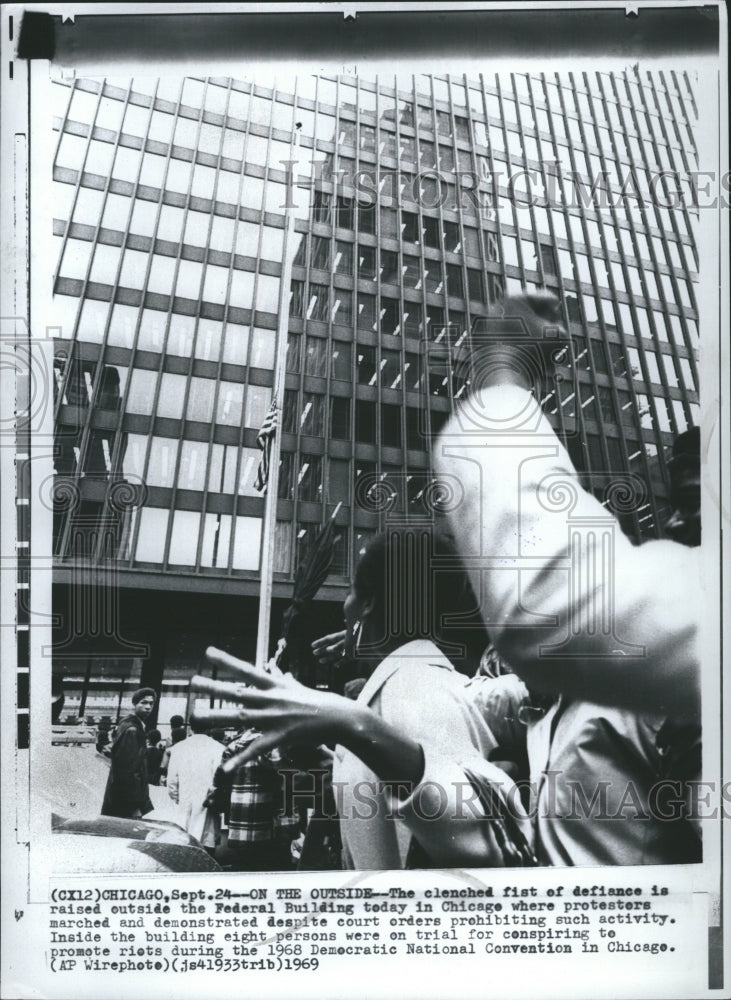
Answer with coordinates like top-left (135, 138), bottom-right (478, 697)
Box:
top-left (311, 630), bottom-right (347, 665)
top-left (202, 647), bottom-right (357, 764)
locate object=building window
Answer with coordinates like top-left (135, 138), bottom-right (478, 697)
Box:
top-left (334, 240), bottom-right (353, 275)
top-left (331, 340), bottom-right (351, 380)
top-left (332, 288), bottom-right (353, 326)
top-left (467, 268), bottom-right (486, 302)
top-left (290, 279), bottom-right (305, 317)
top-left (296, 454), bottom-right (323, 502)
top-left (446, 264), bottom-right (464, 298)
top-left (300, 393), bottom-right (324, 436)
top-left (330, 397), bottom-right (351, 439)
top-left (357, 345), bottom-right (377, 385)
top-left (358, 293), bottom-right (377, 330)
top-left (311, 236), bottom-right (331, 271)
top-left (380, 297), bottom-right (400, 336)
top-left (306, 283), bottom-right (330, 322)
top-left (356, 400), bottom-right (377, 443)
top-left (401, 210), bottom-right (420, 244)
top-left (381, 404), bottom-right (402, 448)
top-left (305, 336), bottom-right (328, 377)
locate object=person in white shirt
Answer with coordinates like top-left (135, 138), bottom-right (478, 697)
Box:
top-left (167, 715), bottom-right (224, 853)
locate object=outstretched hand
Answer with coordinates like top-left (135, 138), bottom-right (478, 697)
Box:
top-left (311, 630), bottom-right (347, 665)
top-left (204, 647), bottom-right (357, 764)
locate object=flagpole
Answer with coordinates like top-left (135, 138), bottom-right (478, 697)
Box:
top-left (255, 127), bottom-right (302, 672)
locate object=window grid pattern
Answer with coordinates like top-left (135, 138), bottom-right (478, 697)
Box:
top-left (52, 69), bottom-right (699, 586)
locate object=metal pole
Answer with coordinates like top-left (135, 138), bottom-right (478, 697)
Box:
top-left (255, 129), bottom-right (302, 671)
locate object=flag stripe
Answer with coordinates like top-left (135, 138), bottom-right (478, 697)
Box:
top-left (255, 402), bottom-right (278, 493)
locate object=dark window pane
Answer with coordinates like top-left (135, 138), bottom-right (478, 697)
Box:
top-left (300, 393), bottom-right (324, 436)
top-left (358, 245), bottom-right (377, 281)
top-left (381, 404), bottom-right (402, 448)
top-left (401, 210), bottom-right (420, 244)
top-left (330, 397), bottom-right (351, 439)
top-left (423, 215), bottom-right (440, 249)
top-left (306, 283), bottom-right (329, 321)
top-left (278, 451), bottom-right (295, 500)
top-left (357, 344), bottom-right (377, 385)
top-left (338, 119), bottom-right (357, 147)
top-left (283, 389), bottom-right (299, 432)
top-left (289, 279), bottom-right (304, 317)
top-left (311, 236), bottom-right (330, 270)
top-left (297, 454), bottom-right (323, 502)
top-left (380, 297), bottom-right (400, 336)
top-left (327, 458), bottom-right (350, 505)
top-left (425, 260), bottom-right (444, 294)
top-left (356, 400), bottom-right (376, 443)
top-left (406, 408), bottom-right (423, 449)
top-left (358, 203), bottom-right (376, 235)
top-left (380, 249), bottom-right (399, 284)
top-left (334, 240), bottom-right (353, 275)
top-left (293, 236), bottom-right (308, 267)
top-left (335, 195), bottom-right (354, 229)
top-left (443, 220), bottom-right (461, 252)
top-left (403, 255), bottom-right (422, 289)
top-left (286, 333), bottom-right (301, 373)
top-left (467, 267), bottom-right (486, 302)
top-left (446, 264), bottom-right (463, 298)
top-left (331, 340), bottom-right (351, 380)
top-left (313, 190), bottom-right (331, 224)
top-left (332, 288), bottom-right (353, 326)
top-left (358, 292), bottom-right (377, 330)
top-left (305, 336), bottom-right (327, 377)
top-left (454, 115), bottom-right (470, 141)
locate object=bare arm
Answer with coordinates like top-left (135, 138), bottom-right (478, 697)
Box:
top-left (201, 649), bottom-right (426, 790)
top-left (433, 384), bottom-right (699, 718)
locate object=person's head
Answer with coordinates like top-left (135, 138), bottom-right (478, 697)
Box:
top-left (171, 727), bottom-right (187, 744)
top-left (169, 715), bottom-right (185, 729)
top-left (343, 524), bottom-right (487, 669)
top-left (146, 728), bottom-right (161, 746)
top-left (189, 715), bottom-right (209, 735)
top-left (131, 687), bottom-right (156, 721)
top-left (664, 426), bottom-right (700, 547)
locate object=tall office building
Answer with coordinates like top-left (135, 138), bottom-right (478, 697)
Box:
top-left (50, 70), bottom-right (699, 722)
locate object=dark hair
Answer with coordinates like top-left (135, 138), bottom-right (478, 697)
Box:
top-left (169, 714), bottom-right (185, 728)
top-left (171, 727), bottom-right (187, 744)
top-left (147, 728), bottom-right (162, 744)
top-left (189, 715), bottom-right (209, 735)
top-left (353, 524), bottom-right (487, 670)
top-left (131, 687), bottom-right (156, 705)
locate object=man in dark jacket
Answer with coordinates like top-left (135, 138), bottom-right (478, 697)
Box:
top-left (101, 688), bottom-right (156, 818)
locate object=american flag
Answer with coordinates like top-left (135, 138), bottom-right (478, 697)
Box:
top-left (254, 402), bottom-right (278, 493)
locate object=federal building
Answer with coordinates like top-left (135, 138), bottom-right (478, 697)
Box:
top-left (48, 70), bottom-right (700, 724)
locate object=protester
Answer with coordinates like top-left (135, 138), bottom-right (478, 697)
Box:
top-left (206, 728), bottom-right (300, 871)
top-left (166, 716), bottom-right (223, 854)
top-left (206, 526), bottom-right (530, 870)
top-left (101, 688), bottom-right (156, 819)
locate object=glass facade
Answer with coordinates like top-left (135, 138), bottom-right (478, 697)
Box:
top-left (50, 70), bottom-right (699, 710)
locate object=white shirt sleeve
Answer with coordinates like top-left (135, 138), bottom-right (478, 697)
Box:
top-left (434, 385), bottom-right (700, 717)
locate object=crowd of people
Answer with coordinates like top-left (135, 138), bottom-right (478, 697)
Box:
top-left (100, 292), bottom-right (703, 871)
